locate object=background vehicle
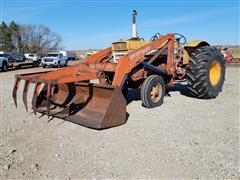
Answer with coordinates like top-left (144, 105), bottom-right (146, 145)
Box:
top-left (10, 52), bottom-right (26, 62)
top-left (0, 52), bottom-right (39, 69)
top-left (66, 51), bottom-right (76, 60)
top-left (41, 51), bottom-right (68, 68)
top-left (0, 52), bottom-right (15, 63)
top-left (221, 47), bottom-right (240, 63)
top-left (24, 53), bottom-right (41, 67)
top-left (24, 53), bottom-right (32, 59)
top-left (86, 51), bottom-right (98, 57)
top-left (25, 53), bottom-right (40, 61)
top-left (13, 10), bottom-right (226, 130)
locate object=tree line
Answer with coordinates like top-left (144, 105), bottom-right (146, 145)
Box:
top-left (0, 21), bottom-right (62, 56)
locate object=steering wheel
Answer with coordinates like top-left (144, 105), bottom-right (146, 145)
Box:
top-left (174, 33), bottom-right (187, 45)
top-left (150, 33), bottom-right (161, 41)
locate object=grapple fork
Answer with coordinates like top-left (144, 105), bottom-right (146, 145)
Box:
top-left (12, 62), bottom-right (127, 129)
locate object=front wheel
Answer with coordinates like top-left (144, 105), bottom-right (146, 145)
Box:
top-left (1, 62), bottom-right (8, 72)
top-left (186, 46), bottom-right (225, 99)
top-left (141, 75), bottom-right (166, 108)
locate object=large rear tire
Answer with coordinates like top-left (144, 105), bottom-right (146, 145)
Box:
top-left (141, 75), bottom-right (166, 108)
top-left (186, 46), bottom-right (225, 99)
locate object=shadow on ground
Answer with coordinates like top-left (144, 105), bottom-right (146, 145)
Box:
top-left (126, 83), bottom-right (194, 105)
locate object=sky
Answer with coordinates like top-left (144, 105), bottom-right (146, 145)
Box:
top-left (1, 0), bottom-right (239, 50)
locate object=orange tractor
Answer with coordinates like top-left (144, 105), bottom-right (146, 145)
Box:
top-left (13, 10), bottom-right (225, 129)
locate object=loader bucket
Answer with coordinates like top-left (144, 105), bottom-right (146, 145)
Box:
top-left (34, 83), bottom-right (127, 129)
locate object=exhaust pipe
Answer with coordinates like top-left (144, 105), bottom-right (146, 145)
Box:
top-left (132, 10), bottom-right (138, 38)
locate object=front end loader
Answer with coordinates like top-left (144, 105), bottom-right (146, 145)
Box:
top-left (13, 10), bottom-right (225, 129)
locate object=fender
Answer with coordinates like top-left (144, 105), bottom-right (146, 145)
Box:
top-left (183, 40), bottom-right (210, 64)
top-left (185, 40), bottom-right (210, 47)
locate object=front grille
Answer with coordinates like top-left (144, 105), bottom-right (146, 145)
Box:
top-left (113, 42), bottom-right (127, 51)
top-left (44, 59), bottom-right (54, 62)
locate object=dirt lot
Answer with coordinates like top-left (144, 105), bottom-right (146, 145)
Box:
top-left (0, 63), bottom-right (239, 179)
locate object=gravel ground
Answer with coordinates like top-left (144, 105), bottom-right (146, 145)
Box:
top-left (0, 63), bottom-right (239, 179)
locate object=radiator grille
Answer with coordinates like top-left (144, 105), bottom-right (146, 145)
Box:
top-left (44, 58), bottom-right (54, 62)
top-left (113, 42), bottom-right (127, 51)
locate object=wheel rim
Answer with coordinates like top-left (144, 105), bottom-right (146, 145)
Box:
top-left (209, 60), bottom-right (221, 86)
top-left (150, 83), bottom-right (162, 102)
top-left (3, 65), bottom-right (7, 71)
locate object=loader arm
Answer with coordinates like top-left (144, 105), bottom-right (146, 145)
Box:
top-left (112, 33), bottom-right (175, 86)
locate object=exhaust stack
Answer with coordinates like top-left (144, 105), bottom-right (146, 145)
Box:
top-left (132, 10), bottom-right (138, 38)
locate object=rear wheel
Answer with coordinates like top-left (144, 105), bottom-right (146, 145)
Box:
top-left (65, 60), bottom-right (68, 67)
top-left (186, 46), bottom-right (225, 99)
top-left (141, 75), bottom-right (166, 108)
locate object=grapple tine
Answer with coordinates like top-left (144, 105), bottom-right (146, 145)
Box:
top-left (12, 78), bottom-right (20, 107)
top-left (32, 82), bottom-right (41, 115)
top-left (22, 80), bottom-right (30, 112)
top-left (46, 82), bottom-right (52, 118)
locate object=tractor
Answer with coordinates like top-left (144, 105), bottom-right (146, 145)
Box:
top-left (13, 10), bottom-right (225, 129)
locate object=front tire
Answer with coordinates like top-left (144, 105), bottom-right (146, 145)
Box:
top-left (186, 46), bottom-right (225, 99)
top-left (1, 62), bottom-right (8, 72)
top-left (141, 75), bottom-right (166, 108)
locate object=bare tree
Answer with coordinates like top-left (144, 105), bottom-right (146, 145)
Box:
top-left (19, 24), bottom-right (62, 55)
